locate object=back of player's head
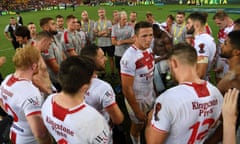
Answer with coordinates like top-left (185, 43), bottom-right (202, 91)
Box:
top-left (40, 17), bottom-right (53, 28)
top-left (134, 21), bottom-right (152, 35)
top-left (213, 9), bottom-right (228, 20)
top-left (168, 42), bottom-right (197, 66)
top-left (15, 26), bottom-right (31, 39)
top-left (58, 56), bottom-right (94, 95)
top-left (228, 30), bottom-right (240, 50)
top-left (187, 12), bottom-right (206, 25)
top-left (35, 31), bottom-right (52, 41)
top-left (13, 45), bottom-right (40, 70)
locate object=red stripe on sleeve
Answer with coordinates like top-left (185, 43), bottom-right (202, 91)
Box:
top-left (26, 111), bottom-right (41, 117)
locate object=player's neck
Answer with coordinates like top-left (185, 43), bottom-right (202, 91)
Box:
top-left (194, 26), bottom-right (205, 36)
top-left (177, 67), bottom-right (202, 84)
top-left (229, 57), bottom-right (240, 70)
top-left (54, 92), bottom-right (85, 109)
top-left (133, 43), bottom-right (146, 51)
top-left (14, 69), bottom-right (33, 81)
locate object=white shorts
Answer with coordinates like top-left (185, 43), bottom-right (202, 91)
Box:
top-left (125, 98), bottom-right (154, 124)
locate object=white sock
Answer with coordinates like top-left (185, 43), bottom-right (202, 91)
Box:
top-left (130, 134), bottom-right (140, 144)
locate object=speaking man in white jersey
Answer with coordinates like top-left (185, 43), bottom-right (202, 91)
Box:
top-left (0, 46), bottom-right (52, 144)
top-left (121, 21), bottom-right (155, 144)
top-left (41, 56), bottom-right (112, 143)
top-left (145, 42), bottom-right (223, 144)
top-left (80, 44), bottom-right (124, 125)
top-left (186, 12), bottom-right (216, 80)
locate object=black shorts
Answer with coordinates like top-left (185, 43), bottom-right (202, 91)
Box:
top-left (101, 45), bottom-right (115, 57)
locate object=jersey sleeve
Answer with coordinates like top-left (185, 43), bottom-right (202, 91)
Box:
top-left (101, 85), bottom-right (116, 109)
top-left (151, 94), bottom-right (173, 132)
top-left (62, 31), bottom-right (75, 52)
top-left (22, 92), bottom-right (43, 117)
top-left (195, 41), bottom-right (209, 64)
top-left (120, 51), bottom-right (136, 77)
top-left (41, 46), bottom-right (56, 62)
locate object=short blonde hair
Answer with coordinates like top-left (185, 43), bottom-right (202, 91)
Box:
top-left (13, 45), bottom-right (40, 70)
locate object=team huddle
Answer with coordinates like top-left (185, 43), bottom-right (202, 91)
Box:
top-left (0, 7), bottom-right (240, 144)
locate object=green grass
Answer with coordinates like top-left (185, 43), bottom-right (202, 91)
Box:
top-left (0, 4), bottom-right (239, 77)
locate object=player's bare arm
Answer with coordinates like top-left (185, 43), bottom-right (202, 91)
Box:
top-left (145, 124), bottom-right (168, 144)
top-left (105, 104), bottom-right (124, 125)
top-left (45, 59), bottom-right (59, 75)
top-left (27, 114), bottom-right (52, 144)
top-left (196, 62), bottom-right (208, 79)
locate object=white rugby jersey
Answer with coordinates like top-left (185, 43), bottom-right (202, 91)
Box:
top-left (217, 24), bottom-right (234, 47)
top-left (41, 94), bottom-right (112, 144)
top-left (151, 81), bottom-right (223, 144)
top-left (120, 45), bottom-right (155, 100)
top-left (194, 33), bottom-right (216, 78)
top-left (85, 78), bottom-right (116, 121)
top-left (0, 74), bottom-right (43, 144)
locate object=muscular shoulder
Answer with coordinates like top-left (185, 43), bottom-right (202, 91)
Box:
top-left (218, 69), bottom-right (240, 94)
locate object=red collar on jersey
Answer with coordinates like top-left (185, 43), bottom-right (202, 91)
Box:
top-left (180, 81), bottom-right (210, 97)
top-left (7, 75), bottom-right (29, 86)
top-left (52, 99), bottom-right (86, 121)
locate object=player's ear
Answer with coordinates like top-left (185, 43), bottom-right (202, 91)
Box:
top-left (233, 49), bottom-right (240, 56)
top-left (170, 57), bottom-right (178, 69)
top-left (79, 83), bottom-right (90, 94)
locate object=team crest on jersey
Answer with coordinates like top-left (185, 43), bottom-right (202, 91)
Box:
top-left (198, 43), bottom-right (205, 53)
top-left (154, 103), bottom-right (161, 121)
